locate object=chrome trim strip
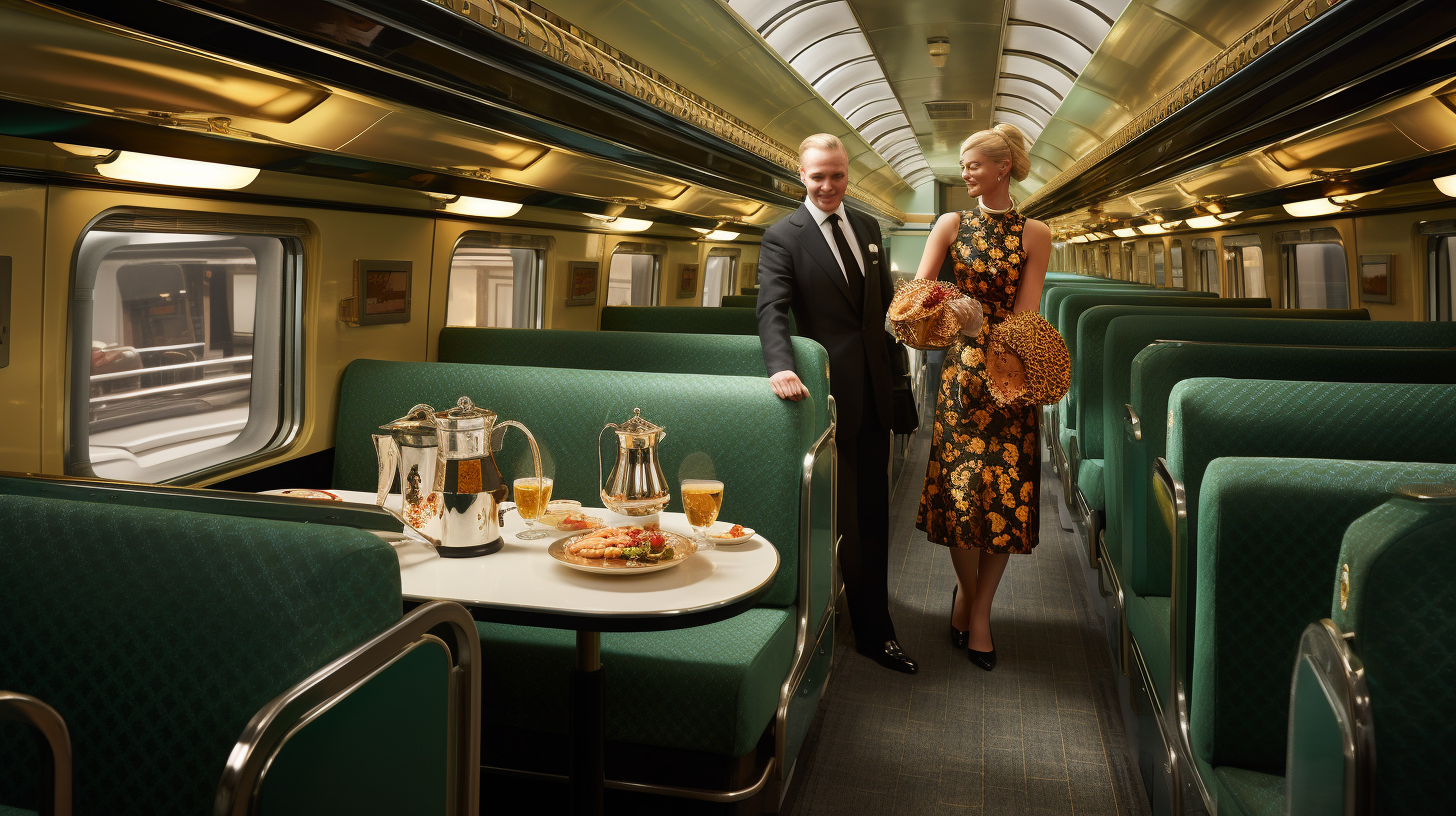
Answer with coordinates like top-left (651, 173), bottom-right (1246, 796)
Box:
top-left (1098, 536), bottom-right (1130, 677)
top-left (1125, 404), bottom-right (1142, 441)
top-left (214, 601), bottom-right (481, 816)
top-left (1287, 620), bottom-right (1374, 816)
top-left (479, 755), bottom-right (776, 803)
top-left (0, 690), bottom-right (73, 816)
top-left (1153, 457), bottom-right (1215, 816)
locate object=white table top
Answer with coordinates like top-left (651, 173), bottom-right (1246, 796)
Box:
top-left (328, 490), bottom-right (781, 632)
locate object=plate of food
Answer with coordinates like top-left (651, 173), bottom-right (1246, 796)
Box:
top-left (708, 523), bottom-right (755, 546)
top-left (548, 525), bottom-right (696, 574)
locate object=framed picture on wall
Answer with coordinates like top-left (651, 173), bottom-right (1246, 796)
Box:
top-left (677, 263), bottom-right (699, 299)
top-left (566, 261), bottom-right (597, 307)
top-left (1359, 255), bottom-right (1393, 304)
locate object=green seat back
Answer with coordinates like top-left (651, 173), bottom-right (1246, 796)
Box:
top-left (1104, 316), bottom-right (1453, 577)
top-left (1040, 282), bottom-right (1155, 323)
top-left (1167, 381), bottom-right (1456, 770)
top-left (1331, 493), bottom-right (1456, 815)
top-left (1062, 295), bottom-right (1268, 428)
top-left (720, 295), bottom-right (758, 309)
top-left (1119, 330), bottom-right (1456, 596)
top-left (600, 305), bottom-right (792, 336)
top-left (0, 495), bottom-right (400, 816)
top-left (740, 286), bottom-right (759, 296)
top-left (437, 327), bottom-right (831, 430)
top-left (1191, 459), bottom-right (1456, 776)
top-left (332, 361), bottom-right (818, 609)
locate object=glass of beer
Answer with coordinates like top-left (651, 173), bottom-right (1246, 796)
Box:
top-left (512, 476), bottom-right (554, 539)
top-left (681, 479), bottom-right (724, 550)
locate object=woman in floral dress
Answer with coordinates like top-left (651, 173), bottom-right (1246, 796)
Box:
top-left (912, 124), bottom-right (1051, 671)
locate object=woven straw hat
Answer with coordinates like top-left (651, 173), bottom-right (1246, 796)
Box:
top-left (980, 311), bottom-right (1070, 406)
top-left (888, 279), bottom-right (964, 350)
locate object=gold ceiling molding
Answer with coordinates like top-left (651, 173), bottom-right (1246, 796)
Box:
top-left (433, 0), bottom-right (905, 223)
top-left (1020, 0), bottom-right (1345, 213)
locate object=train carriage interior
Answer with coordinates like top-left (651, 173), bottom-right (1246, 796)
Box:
top-left (2, 0), bottom-right (1456, 814)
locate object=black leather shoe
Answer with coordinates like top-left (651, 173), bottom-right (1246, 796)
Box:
top-left (967, 632), bottom-right (997, 672)
top-left (856, 639), bottom-right (919, 674)
top-left (950, 586), bottom-right (969, 649)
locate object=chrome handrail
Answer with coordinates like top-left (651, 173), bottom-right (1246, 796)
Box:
top-left (0, 691), bottom-right (72, 816)
top-left (214, 601), bottom-right (481, 816)
top-left (88, 372), bottom-right (251, 404)
top-left (1124, 404), bottom-right (1142, 441)
top-left (1287, 619), bottom-right (1374, 816)
top-left (90, 355), bottom-right (253, 383)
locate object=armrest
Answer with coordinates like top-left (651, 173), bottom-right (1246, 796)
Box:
top-left (1123, 404), bottom-right (1141, 442)
top-left (0, 691), bottom-right (71, 816)
top-left (1151, 457), bottom-right (1214, 814)
top-left (215, 600), bottom-right (482, 816)
top-left (1286, 620), bottom-right (1373, 816)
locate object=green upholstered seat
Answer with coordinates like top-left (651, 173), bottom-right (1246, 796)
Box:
top-left (332, 360), bottom-right (828, 760)
top-left (1186, 459), bottom-right (1456, 815)
top-left (477, 607), bottom-right (794, 756)
top-left (740, 286), bottom-right (759, 296)
top-left (1326, 491), bottom-right (1456, 814)
top-left (1126, 594), bottom-right (1170, 705)
top-left (436, 327), bottom-right (831, 430)
top-left (1040, 282), bottom-right (1161, 327)
top-left (600, 305), bottom-right (793, 336)
top-left (720, 295), bottom-right (758, 308)
top-left (1104, 319), bottom-right (1453, 597)
top-left (0, 495), bottom-right (401, 816)
top-left (1076, 457), bottom-right (1104, 517)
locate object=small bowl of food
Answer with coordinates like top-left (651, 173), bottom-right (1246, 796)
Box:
top-left (556, 510), bottom-right (606, 532)
top-left (539, 499), bottom-right (582, 527)
top-left (708, 523), bottom-right (755, 546)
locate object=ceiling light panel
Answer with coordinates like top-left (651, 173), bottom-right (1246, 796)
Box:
top-left (730, 0), bottom-right (931, 188)
top-left (1012, 0), bottom-right (1113, 52)
top-left (997, 78), bottom-right (1063, 119)
top-left (993, 110), bottom-right (1045, 143)
top-left (1003, 26), bottom-right (1094, 77)
top-left (1000, 55), bottom-right (1075, 98)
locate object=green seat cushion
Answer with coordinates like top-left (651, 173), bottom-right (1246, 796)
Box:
top-left (0, 495), bottom-right (399, 816)
top-left (1077, 457), bottom-right (1105, 514)
top-left (1126, 593), bottom-right (1171, 709)
top-left (333, 361), bottom-right (819, 608)
top-left (1211, 766), bottom-right (1286, 816)
top-left (1113, 320), bottom-right (1456, 600)
top-left (1189, 458), bottom-right (1456, 775)
top-left (436, 328), bottom-right (831, 432)
top-left (477, 607), bottom-right (794, 756)
top-left (0, 805), bottom-right (37, 816)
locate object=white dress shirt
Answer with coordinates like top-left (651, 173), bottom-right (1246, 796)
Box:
top-left (805, 197), bottom-right (866, 284)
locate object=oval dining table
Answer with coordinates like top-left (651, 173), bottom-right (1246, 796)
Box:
top-left (330, 490), bottom-right (781, 816)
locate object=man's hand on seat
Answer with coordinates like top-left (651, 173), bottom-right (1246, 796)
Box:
top-left (769, 370), bottom-right (808, 401)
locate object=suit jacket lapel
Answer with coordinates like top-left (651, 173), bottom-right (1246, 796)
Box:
top-left (794, 205), bottom-right (856, 309)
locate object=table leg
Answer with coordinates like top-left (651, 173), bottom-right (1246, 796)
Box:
top-left (571, 630), bottom-right (604, 816)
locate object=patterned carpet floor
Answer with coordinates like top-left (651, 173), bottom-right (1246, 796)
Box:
top-left (780, 413), bottom-right (1151, 816)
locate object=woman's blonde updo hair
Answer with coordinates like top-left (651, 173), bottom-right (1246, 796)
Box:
top-left (960, 123), bottom-right (1031, 182)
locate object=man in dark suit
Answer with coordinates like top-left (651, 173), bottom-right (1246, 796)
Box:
top-left (756, 133), bottom-right (917, 674)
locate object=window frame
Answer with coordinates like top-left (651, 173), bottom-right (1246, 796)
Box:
top-left (1421, 220), bottom-right (1456, 321)
top-left (67, 208), bottom-right (306, 484)
top-left (446, 231), bottom-right (551, 329)
top-left (1169, 239), bottom-right (1185, 290)
top-left (1222, 234), bottom-right (1265, 299)
top-left (607, 242), bottom-right (666, 306)
top-left (702, 246), bottom-right (741, 306)
top-left (1275, 228), bottom-right (1348, 310)
top-left (1193, 238), bottom-right (1218, 294)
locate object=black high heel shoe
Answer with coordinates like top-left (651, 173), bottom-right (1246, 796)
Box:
top-left (967, 629), bottom-right (997, 672)
top-left (950, 586), bottom-right (969, 649)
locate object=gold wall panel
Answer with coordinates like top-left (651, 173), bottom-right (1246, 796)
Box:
top-left (0, 183), bottom-right (48, 474)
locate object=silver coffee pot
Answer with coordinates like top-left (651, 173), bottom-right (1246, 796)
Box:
top-left (598, 408), bottom-right (670, 516)
top-left (373, 404), bottom-right (440, 536)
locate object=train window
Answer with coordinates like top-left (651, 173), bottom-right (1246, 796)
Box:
top-left (1151, 242), bottom-right (1165, 286)
top-left (1101, 244), bottom-right (1113, 280)
top-left (1425, 229), bottom-right (1455, 321)
top-left (1223, 235), bottom-right (1266, 298)
top-left (1276, 229), bottom-right (1348, 309)
top-left (701, 247), bottom-right (739, 307)
top-left (1193, 238), bottom-right (1218, 294)
top-left (1121, 242), bottom-right (1135, 282)
top-left (1170, 240), bottom-right (1185, 289)
top-left (445, 233), bottom-right (549, 328)
top-left (606, 243), bottom-right (663, 306)
top-left (71, 213), bottom-right (304, 484)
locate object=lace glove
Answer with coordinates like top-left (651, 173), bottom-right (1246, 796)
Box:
top-left (946, 297), bottom-right (984, 337)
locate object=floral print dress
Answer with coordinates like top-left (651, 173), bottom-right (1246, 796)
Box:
top-left (916, 208), bottom-right (1040, 554)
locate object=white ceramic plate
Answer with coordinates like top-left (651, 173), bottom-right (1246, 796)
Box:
top-left (548, 529), bottom-right (696, 575)
top-left (260, 488), bottom-right (342, 501)
top-left (707, 523), bottom-right (756, 546)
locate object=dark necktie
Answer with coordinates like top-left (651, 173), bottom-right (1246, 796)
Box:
top-left (827, 213), bottom-right (864, 312)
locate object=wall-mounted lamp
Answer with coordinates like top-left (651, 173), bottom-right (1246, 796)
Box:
top-left (1435, 174), bottom-right (1456, 197)
top-left (95, 151), bottom-right (259, 190)
top-left (441, 195), bottom-right (523, 218)
top-left (54, 143), bottom-right (113, 158)
top-left (927, 37), bottom-right (950, 69)
top-left (1184, 212), bottom-right (1243, 229)
top-left (586, 214), bottom-right (653, 232)
top-left (1281, 191), bottom-right (1377, 218)
top-left (692, 227), bottom-right (740, 241)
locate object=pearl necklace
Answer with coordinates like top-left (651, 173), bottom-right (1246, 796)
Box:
top-left (978, 197), bottom-right (1016, 215)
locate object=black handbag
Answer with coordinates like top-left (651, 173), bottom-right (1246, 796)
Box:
top-left (886, 332), bottom-right (919, 434)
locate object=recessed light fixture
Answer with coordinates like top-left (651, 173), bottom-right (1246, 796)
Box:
top-left (1185, 213), bottom-right (1242, 229)
top-left (1435, 174), bottom-right (1456, 197)
top-left (927, 37), bottom-right (950, 69)
top-left (54, 143), bottom-right (113, 158)
top-left (586, 214), bottom-right (652, 232)
top-left (1282, 198), bottom-right (1343, 218)
top-left (1112, 227), bottom-right (1137, 238)
top-left (1136, 225), bottom-right (1162, 235)
top-left (443, 196), bottom-right (523, 218)
top-left (96, 152), bottom-right (259, 190)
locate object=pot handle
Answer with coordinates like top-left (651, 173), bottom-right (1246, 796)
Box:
top-left (496, 420), bottom-right (544, 494)
top-left (597, 423), bottom-right (618, 506)
top-left (372, 433), bottom-right (400, 508)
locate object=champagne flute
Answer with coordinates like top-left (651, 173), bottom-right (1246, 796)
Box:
top-left (513, 476), bottom-right (553, 540)
top-left (681, 479), bottom-right (723, 551)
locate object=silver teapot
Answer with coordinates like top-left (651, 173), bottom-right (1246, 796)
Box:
top-left (375, 396), bottom-right (542, 557)
top-left (598, 408), bottom-right (670, 516)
